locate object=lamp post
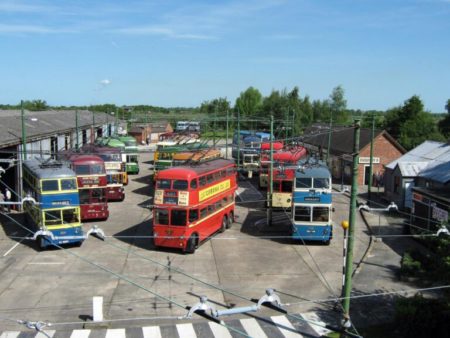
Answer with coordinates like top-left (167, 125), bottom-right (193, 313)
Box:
top-left (21, 100), bottom-right (26, 160)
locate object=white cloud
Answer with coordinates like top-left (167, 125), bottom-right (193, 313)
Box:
top-left (0, 23), bottom-right (75, 34)
top-left (100, 79), bottom-right (111, 86)
top-left (113, 25), bottom-right (215, 40)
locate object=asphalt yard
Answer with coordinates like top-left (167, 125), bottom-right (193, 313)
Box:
top-left (0, 152), bottom-right (371, 335)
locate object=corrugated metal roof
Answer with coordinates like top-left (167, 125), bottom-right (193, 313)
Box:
top-left (0, 110), bottom-right (120, 147)
top-left (397, 162), bottom-right (429, 177)
top-left (385, 141), bottom-right (447, 169)
top-left (420, 161), bottom-right (450, 184)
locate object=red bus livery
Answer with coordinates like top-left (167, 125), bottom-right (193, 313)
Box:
top-left (153, 159), bottom-right (237, 253)
top-left (69, 155), bottom-right (109, 221)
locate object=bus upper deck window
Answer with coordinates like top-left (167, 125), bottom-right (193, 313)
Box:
top-left (314, 178), bottom-right (330, 189)
top-left (75, 165), bottom-right (90, 175)
top-left (42, 180), bottom-right (59, 192)
top-left (190, 179), bottom-right (198, 189)
top-left (199, 176), bottom-right (207, 187)
top-left (171, 209), bottom-right (187, 226)
top-left (157, 179), bottom-right (171, 189)
top-left (173, 180), bottom-right (188, 190)
top-left (155, 209), bottom-right (169, 225)
top-left (91, 165), bottom-right (105, 175)
top-left (296, 177), bottom-right (312, 188)
top-left (61, 178), bottom-right (77, 190)
top-left (206, 174), bottom-right (214, 184)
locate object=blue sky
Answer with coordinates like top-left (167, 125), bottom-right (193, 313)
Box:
top-left (0, 0), bottom-right (449, 112)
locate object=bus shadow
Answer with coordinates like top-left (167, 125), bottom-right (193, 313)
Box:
top-left (113, 218), bottom-right (155, 251)
top-left (0, 213), bottom-right (38, 250)
top-left (132, 173), bottom-right (154, 185)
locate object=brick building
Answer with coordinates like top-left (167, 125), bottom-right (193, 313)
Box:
top-left (303, 124), bottom-right (406, 186)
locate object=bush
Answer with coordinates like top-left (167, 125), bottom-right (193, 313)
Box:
top-left (401, 252), bottom-right (422, 277)
top-left (395, 295), bottom-right (450, 337)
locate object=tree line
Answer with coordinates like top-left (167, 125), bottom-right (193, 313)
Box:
top-left (2, 90), bottom-right (450, 151)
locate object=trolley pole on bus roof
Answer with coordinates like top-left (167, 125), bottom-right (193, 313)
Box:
top-left (268, 114), bottom-right (274, 226)
top-left (75, 110), bottom-right (79, 150)
top-left (367, 114), bottom-right (375, 206)
top-left (341, 119), bottom-right (360, 335)
top-left (21, 100), bottom-right (26, 161)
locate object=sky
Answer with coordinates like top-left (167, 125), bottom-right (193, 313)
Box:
top-left (0, 0), bottom-right (449, 112)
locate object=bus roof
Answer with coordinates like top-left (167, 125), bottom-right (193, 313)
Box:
top-left (273, 148), bottom-right (307, 162)
top-left (261, 142), bottom-right (284, 151)
top-left (81, 144), bottom-right (121, 155)
top-left (24, 159), bottom-right (76, 179)
top-left (156, 159), bottom-right (234, 180)
top-left (172, 149), bottom-right (221, 161)
top-left (295, 161), bottom-right (330, 178)
top-left (69, 154), bottom-right (105, 165)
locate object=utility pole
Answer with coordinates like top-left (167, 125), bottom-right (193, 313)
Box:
top-left (268, 114), bottom-right (274, 226)
top-left (226, 109), bottom-right (229, 159)
top-left (237, 108), bottom-right (240, 172)
top-left (75, 110), bottom-right (80, 150)
top-left (367, 114), bottom-right (375, 206)
top-left (326, 113), bottom-right (332, 164)
top-left (92, 111), bottom-right (96, 143)
top-left (341, 119), bottom-right (361, 334)
top-left (21, 100), bottom-right (26, 160)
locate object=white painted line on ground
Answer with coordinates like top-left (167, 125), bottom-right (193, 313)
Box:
top-left (0, 331), bottom-right (20, 338)
top-left (2, 241), bottom-right (21, 257)
top-left (176, 323), bottom-right (197, 338)
top-left (105, 328), bottom-right (126, 338)
top-left (301, 312), bottom-right (332, 336)
top-left (36, 330), bottom-right (55, 338)
top-left (208, 322), bottom-right (233, 338)
top-left (142, 326), bottom-right (162, 338)
top-left (70, 329), bottom-right (91, 338)
top-left (271, 315), bottom-right (303, 338)
top-left (27, 262), bottom-right (65, 265)
top-left (240, 318), bottom-right (268, 338)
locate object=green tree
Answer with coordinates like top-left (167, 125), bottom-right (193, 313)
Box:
top-left (327, 85), bottom-right (348, 124)
top-left (22, 99), bottom-right (48, 111)
top-left (438, 99), bottom-right (450, 137)
top-left (234, 87), bottom-right (262, 118)
top-left (199, 97), bottom-right (231, 129)
top-left (312, 99), bottom-right (330, 122)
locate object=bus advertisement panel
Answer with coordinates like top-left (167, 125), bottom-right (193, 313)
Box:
top-left (153, 159), bottom-right (237, 253)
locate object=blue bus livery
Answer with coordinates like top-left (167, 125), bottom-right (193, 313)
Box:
top-left (23, 159), bottom-right (84, 249)
top-left (291, 160), bottom-right (333, 244)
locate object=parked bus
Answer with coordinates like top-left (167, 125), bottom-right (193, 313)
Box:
top-left (292, 160), bottom-right (332, 244)
top-left (259, 147), bottom-right (307, 188)
top-left (153, 159), bottom-right (237, 253)
top-left (172, 149), bottom-right (222, 166)
top-left (176, 121), bottom-right (200, 132)
top-left (22, 159), bottom-right (83, 249)
top-left (154, 142), bottom-right (209, 176)
top-left (96, 137), bottom-right (128, 184)
top-left (116, 136), bottom-right (139, 175)
top-left (68, 155), bottom-right (109, 221)
top-left (232, 131), bottom-right (273, 174)
top-left (80, 144), bottom-right (126, 201)
top-left (268, 167), bottom-right (296, 209)
top-left (154, 138), bottom-right (200, 162)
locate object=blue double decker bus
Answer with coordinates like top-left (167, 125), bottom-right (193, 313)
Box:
top-left (23, 159), bottom-right (84, 249)
top-left (291, 160), bottom-right (333, 244)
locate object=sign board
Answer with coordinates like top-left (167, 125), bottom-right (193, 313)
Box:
top-left (432, 206), bottom-right (448, 222)
top-left (359, 157), bottom-right (380, 164)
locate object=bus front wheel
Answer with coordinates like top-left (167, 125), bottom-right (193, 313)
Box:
top-left (185, 234), bottom-right (198, 254)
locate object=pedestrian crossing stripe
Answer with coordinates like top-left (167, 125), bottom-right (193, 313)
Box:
top-left (0, 313), bottom-right (327, 338)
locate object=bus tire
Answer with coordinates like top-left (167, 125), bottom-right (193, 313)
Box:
top-left (227, 212), bottom-right (234, 229)
top-left (185, 234), bottom-right (198, 254)
top-left (38, 236), bottom-right (46, 251)
top-left (220, 216), bottom-right (227, 233)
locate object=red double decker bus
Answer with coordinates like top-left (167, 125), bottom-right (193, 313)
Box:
top-left (153, 159), bottom-right (237, 253)
top-left (259, 147), bottom-right (307, 189)
top-left (69, 155), bottom-right (109, 221)
top-left (81, 144), bottom-right (126, 201)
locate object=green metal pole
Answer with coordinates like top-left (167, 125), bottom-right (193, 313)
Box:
top-left (21, 100), bottom-right (26, 160)
top-left (326, 113), bottom-right (332, 163)
top-left (367, 114), bottom-right (375, 206)
top-left (92, 111), bottom-right (96, 143)
top-left (341, 119), bottom-right (361, 330)
top-left (268, 114), bottom-right (274, 226)
top-left (237, 108), bottom-right (240, 171)
top-left (75, 110), bottom-right (79, 150)
top-left (226, 109), bottom-right (229, 159)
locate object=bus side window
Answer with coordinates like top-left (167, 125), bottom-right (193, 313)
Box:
top-left (189, 209), bottom-right (199, 223)
top-left (206, 174), bottom-right (214, 184)
top-left (200, 208), bottom-right (208, 219)
top-left (207, 204), bottom-right (214, 214)
top-left (199, 176), bottom-right (207, 187)
top-left (220, 170), bottom-right (226, 178)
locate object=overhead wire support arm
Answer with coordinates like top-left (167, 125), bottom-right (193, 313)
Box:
top-left (358, 201), bottom-right (398, 212)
